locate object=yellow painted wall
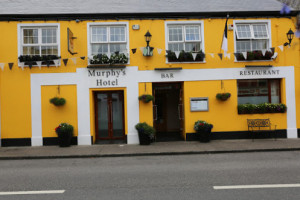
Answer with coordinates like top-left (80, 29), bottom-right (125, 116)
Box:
top-left (138, 82), bottom-right (153, 124)
top-left (0, 16), bottom-right (298, 140)
top-left (41, 85), bottom-right (78, 137)
top-left (184, 80), bottom-right (287, 134)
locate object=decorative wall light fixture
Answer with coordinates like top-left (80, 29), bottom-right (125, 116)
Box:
top-left (284, 28), bottom-right (294, 46)
top-left (143, 30), bottom-right (154, 56)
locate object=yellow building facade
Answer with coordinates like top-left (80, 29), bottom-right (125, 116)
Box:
top-left (0, 1), bottom-right (299, 146)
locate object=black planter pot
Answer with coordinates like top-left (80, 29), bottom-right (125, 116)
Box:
top-left (57, 132), bottom-right (72, 147)
top-left (138, 132), bottom-right (151, 145)
top-left (196, 128), bottom-right (212, 143)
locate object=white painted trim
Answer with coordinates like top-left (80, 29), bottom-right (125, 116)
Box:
top-left (0, 190), bottom-right (65, 196)
top-left (87, 22), bottom-right (130, 64)
top-left (164, 20), bottom-right (205, 63)
top-left (30, 66), bottom-right (297, 146)
top-left (233, 20), bottom-right (272, 61)
top-left (17, 23), bottom-right (61, 67)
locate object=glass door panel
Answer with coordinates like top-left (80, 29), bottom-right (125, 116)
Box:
top-left (112, 92), bottom-right (124, 137)
top-left (97, 93), bottom-right (109, 138)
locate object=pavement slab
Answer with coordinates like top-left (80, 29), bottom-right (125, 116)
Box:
top-left (0, 139), bottom-right (300, 160)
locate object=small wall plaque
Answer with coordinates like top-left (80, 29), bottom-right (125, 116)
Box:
top-left (190, 97), bottom-right (209, 112)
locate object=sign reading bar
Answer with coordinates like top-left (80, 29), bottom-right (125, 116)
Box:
top-left (67, 28), bottom-right (77, 55)
top-left (190, 97), bottom-right (209, 112)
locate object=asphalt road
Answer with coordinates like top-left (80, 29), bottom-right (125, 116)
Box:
top-left (0, 151), bottom-right (300, 200)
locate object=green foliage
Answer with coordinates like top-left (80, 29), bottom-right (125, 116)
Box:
top-left (236, 50), bottom-right (274, 61)
top-left (18, 55), bottom-right (60, 62)
top-left (55, 123), bottom-right (74, 136)
top-left (238, 103), bottom-right (287, 114)
top-left (90, 53), bottom-right (128, 64)
top-left (50, 97), bottom-right (66, 106)
top-left (216, 93), bottom-right (231, 101)
top-left (135, 122), bottom-right (156, 136)
top-left (194, 120), bottom-right (213, 132)
top-left (138, 94), bottom-right (154, 103)
top-left (166, 50), bottom-right (205, 62)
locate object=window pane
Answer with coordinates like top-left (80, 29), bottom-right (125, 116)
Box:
top-left (253, 24), bottom-right (268, 38)
top-left (168, 26), bottom-right (183, 42)
top-left (41, 46), bottom-right (58, 55)
top-left (110, 44), bottom-right (126, 53)
top-left (91, 27), bottom-right (107, 42)
top-left (110, 27), bottom-right (125, 42)
top-left (91, 44), bottom-right (108, 55)
top-left (23, 29), bottom-right (38, 44)
top-left (185, 42), bottom-right (201, 52)
top-left (237, 79), bottom-right (279, 104)
top-left (168, 43), bottom-right (184, 51)
top-left (270, 80), bottom-right (280, 103)
top-left (236, 25), bottom-right (251, 39)
top-left (42, 28), bottom-right (57, 44)
top-left (23, 46), bottom-right (40, 55)
top-left (185, 26), bottom-right (200, 41)
top-left (252, 40), bottom-right (268, 51)
top-left (236, 41), bottom-right (251, 52)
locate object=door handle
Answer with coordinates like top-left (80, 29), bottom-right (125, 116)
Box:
top-left (178, 104), bottom-right (183, 120)
top-left (153, 105), bottom-right (158, 121)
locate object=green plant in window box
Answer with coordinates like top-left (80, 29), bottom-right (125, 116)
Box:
top-left (18, 55), bottom-right (60, 66)
top-left (238, 103), bottom-right (287, 114)
top-left (50, 97), bottom-right (66, 106)
top-left (138, 94), bottom-right (154, 103)
top-left (90, 53), bottom-right (128, 65)
top-left (166, 50), bottom-right (205, 62)
top-left (216, 93), bottom-right (231, 101)
top-left (236, 50), bottom-right (274, 61)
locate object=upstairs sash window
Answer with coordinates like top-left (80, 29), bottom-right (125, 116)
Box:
top-left (21, 27), bottom-right (59, 56)
top-left (90, 26), bottom-right (127, 55)
top-left (235, 23), bottom-right (270, 53)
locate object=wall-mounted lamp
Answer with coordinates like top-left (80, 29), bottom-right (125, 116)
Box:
top-left (143, 30), bottom-right (154, 56)
top-left (284, 28), bottom-right (294, 46)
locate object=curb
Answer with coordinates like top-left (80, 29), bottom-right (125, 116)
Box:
top-left (1, 148), bottom-right (300, 160)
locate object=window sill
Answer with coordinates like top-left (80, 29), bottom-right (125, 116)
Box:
top-left (87, 64), bottom-right (127, 69)
top-left (234, 59), bottom-right (273, 63)
top-left (166, 61), bottom-right (206, 64)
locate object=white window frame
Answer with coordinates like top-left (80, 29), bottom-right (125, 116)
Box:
top-left (233, 20), bottom-right (272, 61)
top-left (17, 23), bottom-right (61, 66)
top-left (87, 22), bottom-right (130, 64)
top-left (165, 21), bottom-right (205, 63)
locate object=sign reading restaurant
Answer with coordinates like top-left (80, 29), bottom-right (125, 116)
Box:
top-left (88, 69), bottom-right (126, 86)
top-left (239, 69), bottom-right (280, 76)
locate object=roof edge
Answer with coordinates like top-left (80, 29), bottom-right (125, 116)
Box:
top-left (0, 11), bottom-right (298, 21)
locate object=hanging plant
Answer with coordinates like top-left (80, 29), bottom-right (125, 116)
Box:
top-left (216, 93), bottom-right (231, 101)
top-left (50, 97), bottom-right (66, 106)
top-left (138, 94), bottom-right (154, 103)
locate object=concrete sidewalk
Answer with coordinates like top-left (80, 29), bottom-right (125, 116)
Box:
top-left (0, 139), bottom-right (300, 160)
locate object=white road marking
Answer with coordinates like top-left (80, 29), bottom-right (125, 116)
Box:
top-left (214, 184), bottom-right (300, 190)
top-left (0, 190), bottom-right (65, 195)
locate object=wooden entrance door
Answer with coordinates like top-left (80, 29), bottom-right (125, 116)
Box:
top-left (153, 82), bottom-right (184, 141)
top-left (95, 91), bottom-right (125, 141)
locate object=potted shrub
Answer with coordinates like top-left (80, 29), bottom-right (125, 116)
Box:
top-left (216, 92), bottom-right (231, 101)
top-left (50, 97), bottom-right (66, 106)
top-left (55, 123), bottom-right (74, 147)
top-left (194, 120), bottom-right (213, 143)
top-left (135, 122), bottom-right (156, 145)
top-left (138, 94), bottom-right (154, 103)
